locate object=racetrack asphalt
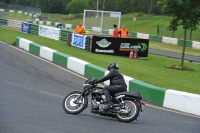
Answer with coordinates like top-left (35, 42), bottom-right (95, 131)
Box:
top-left (0, 42), bottom-right (200, 133)
top-left (149, 49), bottom-right (200, 63)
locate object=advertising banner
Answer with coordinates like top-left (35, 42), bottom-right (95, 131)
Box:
top-left (21, 22), bottom-right (31, 34)
top-left (71, 33), bottom-right (86, 49)
top-left (91, 36), bottom-right (149, 58)
top-left (39, 25), bottom-right (60, 40)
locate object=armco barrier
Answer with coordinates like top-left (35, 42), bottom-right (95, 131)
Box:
top-left (132, 31), bottom-right (200, 49)
top-left (15, 37), bottom-right (200, 116)
top-left (178, 39), bottom-right (192, 47)
top-left (192, 41), bottom-right (200, 49)
top-left (131, 32), bottom-right (137, 38)
top-left (129, 79), bottom-right (166, 106)
top-left (0, 18), bottom-right (8, 27)
top-left (40, 46), bottom-right (56, 61)
top-left (29, 42), bottom-right (41, 56)
top-left (53, 52), bottom-right (71, 68)
top-left (149, 34), bottom-right (157, 41)
top-left (84, 64), bottom-right (107, 79)
top-left (164, 90), bottom-right (200, 116)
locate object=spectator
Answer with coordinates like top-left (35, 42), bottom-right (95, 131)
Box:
top-left (75, 22), bottom-right (84, 35)
top-left (113, 24), bottom-right (119, 38)
top-left (67, 27), bottom-right (71, 31)
top-left (57, 23), bottom-right (62, 29)
top-left (119, 24), bottom-right (131, 38)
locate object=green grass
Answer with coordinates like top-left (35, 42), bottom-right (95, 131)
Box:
top-left (1, 11), bottom-right (200, 41)
top-left (1, 12), bottom-right (30, 21)
top-left (0, 27), bottom-right (199, 95)
top-left (122, 14), bottom-right (200, 41)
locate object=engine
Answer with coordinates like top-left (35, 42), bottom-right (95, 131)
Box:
top-left (91, 99), bottom-right (107, 113)
top-left (93, 93), bottom-right (102, 102)
top-left (91, 89), bottom-right (108, 113)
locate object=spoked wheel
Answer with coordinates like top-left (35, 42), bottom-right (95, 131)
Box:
top-left (115, 100), bottom-right (139, 123)
top-left (62, 91), bottom-right (88, 114)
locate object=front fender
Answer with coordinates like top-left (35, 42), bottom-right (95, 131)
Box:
top-left (70, 91), bottom-right (88, 109)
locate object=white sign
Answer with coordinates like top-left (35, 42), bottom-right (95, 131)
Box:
top-left (39, 25), bottom-right (60, 40)
top-left (110, 13), bottom-right (120, 17)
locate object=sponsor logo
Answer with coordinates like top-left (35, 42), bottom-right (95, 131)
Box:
top-left (22, 24), bottom-right (29, 31)
top-left (119, 42), bottom-right (147, 52)
top-left (138, 43), bottom-right (148, 52)
top-left (73, 35), bottom-right (84, 47)
top-left (39, 25), bottom-right (60, 40)
top-left (21, 22), bottom-right (30, 33)
top-left (95, 49), bottom-right (114, 53)
top-left (119, 43), bottom-right (131, 51)
top-left (96, 39), bottom-right (111, 48)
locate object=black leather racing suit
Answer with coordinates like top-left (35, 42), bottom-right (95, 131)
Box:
top-left (96, 69), bottom-right (127, 102)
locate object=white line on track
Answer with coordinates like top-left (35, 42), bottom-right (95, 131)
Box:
top-left (1, 41), bottom-right (200, 119)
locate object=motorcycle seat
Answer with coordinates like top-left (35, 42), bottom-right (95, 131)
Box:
top-left (114, 91), bottom-right (142, 100)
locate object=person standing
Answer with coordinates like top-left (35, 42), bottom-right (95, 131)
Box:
top-left (56, 23), bottom-right (62, 29)
top-left (119, 24), bottom-right (131, 38)
top-left (113, 24), bottom-right (119, 38)
top-left (75, 22), bottom-right (84, 35)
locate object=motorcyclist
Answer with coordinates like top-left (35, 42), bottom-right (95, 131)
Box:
top-left (93, 62), bottom-right (127, 110)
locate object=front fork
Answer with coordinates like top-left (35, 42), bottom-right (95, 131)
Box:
top-left (73, 89), bottom-right (88, 104)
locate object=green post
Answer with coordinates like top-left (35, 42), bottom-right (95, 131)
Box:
top-left (157, 25), bottom-right (160, 35)
top-left (190, 29), bottom-right (192, 40)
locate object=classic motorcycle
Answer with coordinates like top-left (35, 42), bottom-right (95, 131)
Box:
top-left (62, 77), bottom-right (145, 123)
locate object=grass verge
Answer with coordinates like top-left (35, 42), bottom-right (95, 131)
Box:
top-left (0, 27), bottom-right (199, 94)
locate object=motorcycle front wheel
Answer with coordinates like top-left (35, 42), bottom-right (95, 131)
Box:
top-left (115, 100), bottom-right (139, 123)
top-left (62, 91), bottom-right (88, 114)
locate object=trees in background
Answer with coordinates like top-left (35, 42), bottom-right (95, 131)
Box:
top-left (158, 0), bottom-right (200, 68)
top-left (66, 0), bottom-right (90, 14)
top-left (0, 0), bottom-right (159, 15)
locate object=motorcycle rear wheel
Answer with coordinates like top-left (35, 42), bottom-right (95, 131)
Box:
top-left (62, 91), bottom-right (88, 114)
top-left (115, 100), bottom-right (139, 123)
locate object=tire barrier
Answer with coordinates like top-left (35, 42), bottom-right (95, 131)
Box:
top-left (60, 29), bottom-right (70, 41)
top-left (30, 24), bottom-right (39, 35)
top-left (0, 18), bottom-right (8, 27)
top-left (7, 19), bottom-right (22, 31)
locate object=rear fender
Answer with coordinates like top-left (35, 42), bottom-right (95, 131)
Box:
top-left (123, 97), bottom-right (143, 112)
